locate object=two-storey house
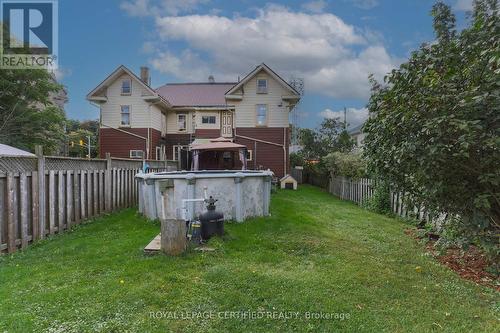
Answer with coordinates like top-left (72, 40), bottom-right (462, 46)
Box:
top-left (87, 63), bottom-right (300, 177)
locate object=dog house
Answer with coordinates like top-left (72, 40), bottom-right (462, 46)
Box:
top-left (280, 174), bottom-right (297, 190)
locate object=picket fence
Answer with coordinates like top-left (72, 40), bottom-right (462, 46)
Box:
top-left (328, 176), bottom-right (433, 222)
top-left (0, 148), bottom-right (177, 254)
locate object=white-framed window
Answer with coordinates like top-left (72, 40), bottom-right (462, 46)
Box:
top-left (121, 105), bottom-right (130, 126)
top-left (121, 79), bottom-right (131, 95)
top-left (155, 146), bottom-right (162, 160)
top-left (177, 114), bottom-right (187, 131)
top-left (130, 150), bottom-right (144, 159)
top-left (246, 149), bottom-right (253, 161)
top-left (257, 79), bottom-right (268, 94)
top-left (256, 104), bottom-right (267, 126)
top-left (173, 145), bottom-right (187, 161)
top-left (201, 115), bottom-right (216, 124)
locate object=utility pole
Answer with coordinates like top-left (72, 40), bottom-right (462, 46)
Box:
top-left (87, 135), bottom-right (91, 159)
top-left (343, 107), bottom-right (347, 130)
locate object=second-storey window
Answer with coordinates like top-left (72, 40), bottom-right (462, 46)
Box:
top-left (121, 105), bottom-right (130, 126)
top-left (257, 79), bottom-right (268, 93)
top-left (201, 115), bottom-right (216, 124)
top-left (121, 79), bottom-right (131, 94)
top-left (177, 114), bottom-right (187, 131)
top-left (256, 104), bottom-right (267, 126)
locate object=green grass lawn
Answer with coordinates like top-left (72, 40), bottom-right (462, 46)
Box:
top-left (0, 185), bottom-right (498, 332)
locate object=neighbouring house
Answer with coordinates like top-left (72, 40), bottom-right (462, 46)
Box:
top-left (348, 123), bottom-right (365, 151)
top-left (0, 144), bottom-right (36, 157)
top-left (87, 63), bottom-right (300, 177)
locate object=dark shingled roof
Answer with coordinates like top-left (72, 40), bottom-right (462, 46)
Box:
top-left (155, 82), bottom-right (237, 107)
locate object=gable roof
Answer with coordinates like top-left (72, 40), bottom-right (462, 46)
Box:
top-left (225, 63), bottom-right (300, 96)
top-left (156, 82), bottom-right (236, 107)
top-left (86, 65), bottom-right (171, 107)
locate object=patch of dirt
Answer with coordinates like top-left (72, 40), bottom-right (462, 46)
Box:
top-left (404, 228), bottom-right (500, 291)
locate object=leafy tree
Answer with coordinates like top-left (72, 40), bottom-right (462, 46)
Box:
top-left (323, 151), bottom-right (367, 179)
top-left (0, 68), bottom-right (66, 153)
top-left (363, 1), bottom-right (500, 243)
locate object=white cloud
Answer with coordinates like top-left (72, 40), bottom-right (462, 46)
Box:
top-left (301, 0), bottom-right (327, 13)
top-left (320, 107), bottom-right (369, 127)
top-left (120, 0), bottom-right (208, 17)
top-left (148, 6), bottom-right (398, 99)
top-left (454, 0), bottom-right (473, 11)
top-left (349, 0), bottom-right (379, 10)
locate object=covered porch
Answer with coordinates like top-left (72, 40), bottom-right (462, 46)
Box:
top-left (191, 137), bottom-right (247, 171)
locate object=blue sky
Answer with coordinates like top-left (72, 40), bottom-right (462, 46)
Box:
top-left (58, 0), bottom-right (472, 129)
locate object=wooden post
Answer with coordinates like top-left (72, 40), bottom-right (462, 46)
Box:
top-left (105, 153), bottom-right (111, 212)
top-left (48, 170), bottom-right (55, 235)
top-left (35, 145), bottom-right (46, 239)
top-left (73, 171), bottom-right (80, 224)
top-left (86, 170), bottom-right (92, 217)
top-left (93, 170), bottom-right (98, 215)
top-left (6, 173), bottom-right (16, 253)
top-left (58, 171), bottom-right (64, 232)
top-left (31, 171), bottom-right (39, 241)
top-left (160, 186), bottom-right (186, 256)
top-left (66, 171), bottom-right (73, 229)
top-left (19, 173), bottom-right (28, 249)
top-left (80, 170), bottom-right (86, 219)
top-left (98, 170), bottom-right (104, 214)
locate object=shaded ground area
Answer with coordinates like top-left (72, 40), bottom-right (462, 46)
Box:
top-left (0, 186), bottom-right (498, 332)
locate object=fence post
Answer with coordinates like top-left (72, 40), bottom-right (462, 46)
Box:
top-left (35, 145), bottom-right (46, 239)
top-left (105, 153), bottom-right (112, 212)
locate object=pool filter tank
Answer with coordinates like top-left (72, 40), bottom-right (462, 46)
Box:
top-left (200, 196), bottom-right (224, 240)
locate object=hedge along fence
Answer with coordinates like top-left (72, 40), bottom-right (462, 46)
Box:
top-left (0, 148), bottom-right (177, 254)
top-left (328, 176), bottom-right (441, 223)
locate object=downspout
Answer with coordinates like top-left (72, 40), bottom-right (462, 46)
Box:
top-left (283, 127), bottom-right (287, 176)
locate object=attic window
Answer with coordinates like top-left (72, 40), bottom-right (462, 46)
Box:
top-left (257, 79), bottom-right (268, 94)
top-left (121, 79), bottom-right (131, 94)
top-left (177, 114), bottom-right (187, 131)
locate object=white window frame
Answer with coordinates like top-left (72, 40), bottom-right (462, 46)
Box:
top-left (120, 105), bottom-right (131, 126)
top-left (155, 147), bottom-right (162, 160)
top-left (246, 149), bottom-right (253, 161)
top-left (257, 79), bottom-right (268, 94)
top-left (121, 79), bottom-right (131, 95)
top-left (173, 145), bottom-right (187, 161)
top-left (201, 115), bottom-right (217, 124)
top-left (256, 104), bottom-right (268, 127)
top-left (129, 150), bottom-right (144, 159)
top-left (177, 114), bottom-right (187, 132)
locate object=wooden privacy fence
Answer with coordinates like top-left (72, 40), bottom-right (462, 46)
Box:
top-left (328, 176), bottom-right (436, 222)
top-left (329, 176), bottom-right (374, 205)
top-left (0, 149), bottom-right (177, 254)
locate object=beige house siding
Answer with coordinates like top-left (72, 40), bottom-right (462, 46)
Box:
top-left (166, 110), bottom-right (194, 134)
top-left (194, 111), bottom-right (221, 130)
top-left (231, 71), bottom-right (291, 128)
top-left (100, 73), bottom-right (165, 133)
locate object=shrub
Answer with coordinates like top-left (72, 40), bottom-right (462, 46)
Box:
top-left (323, 151), bottom-right (367, 179)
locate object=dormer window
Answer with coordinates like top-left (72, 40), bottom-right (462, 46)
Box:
top-left (121, 79), bottom-right (131, 95)
top-left (257, 79), bottom-right (268, 94)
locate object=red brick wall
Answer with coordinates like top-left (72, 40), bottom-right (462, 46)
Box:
top-left (164, 134), bottom-right (192, 160)
top-left (195, 129), bottom-right (220, 139)
top-left (99, 127), bottom-right (162, 159)
top-left (234, 127), bottom-right (289, 178)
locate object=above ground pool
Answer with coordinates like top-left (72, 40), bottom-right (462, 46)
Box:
top-left (136, 170), bottom-right (273, 222)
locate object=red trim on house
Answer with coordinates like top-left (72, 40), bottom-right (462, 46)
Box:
top-left (194, 129), bottom-right (220, 139)
top-left (234, 127), bottom-right (289, 178)
top-left (164, 133), bottom-right (192, 160)
top-left (99, 127), bottom-right (162, 159)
